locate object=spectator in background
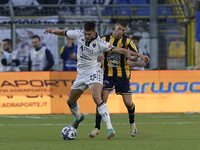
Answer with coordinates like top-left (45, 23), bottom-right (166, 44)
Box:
top-left (128, 35), bottom-right (147, 70)
top-left (60, 37), bottom-right (77, 71)
top-left (28, 35), bottom-right (54, 71)
top-left (0, 38), bottom-right (20, 72)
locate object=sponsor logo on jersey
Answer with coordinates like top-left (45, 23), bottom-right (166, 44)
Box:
top-left (107, 55), bottom-right (120, 62)
top-left (119, 43), bottom-right (123, 47)
top-left (83, 46), bottom-right (93, 54)
top-left (107, 54), bottom-right (120, 67)
top-left (93, 43), bottom-right (96, 48)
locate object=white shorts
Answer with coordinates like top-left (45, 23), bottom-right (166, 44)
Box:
top-left (71, 69), bottom-right (103, 92)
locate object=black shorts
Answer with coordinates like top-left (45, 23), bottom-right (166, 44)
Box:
top-left (103, 76), bottom-right (132, 95)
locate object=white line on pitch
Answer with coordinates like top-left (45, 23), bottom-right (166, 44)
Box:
top-left (0, 122), bottom-right (200, 126)
top-left (0, 113), bottom-right (199, 119)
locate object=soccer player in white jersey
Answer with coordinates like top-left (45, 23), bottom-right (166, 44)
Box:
top-left (0, 38), bottom-right (20, 72)
top-left (44, 21), bottom-right (149, 139)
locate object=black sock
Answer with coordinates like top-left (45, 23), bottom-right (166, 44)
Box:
top-left (95, 107), bottom-right (102, 130)
top-left (127, 103), bottom-right (135, 124)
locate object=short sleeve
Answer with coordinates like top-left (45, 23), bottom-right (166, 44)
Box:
top-left (65, 30), bottom-right (80, 40)
top-left (128, 40), bottom-right (138, 53)
top-left (98, 38), bottom-right (115, 52)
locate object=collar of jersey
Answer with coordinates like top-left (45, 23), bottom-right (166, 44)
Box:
top-left (85, 34), bottom-right (98, 46)
top-left (111, 33), bottom-right (123, 39)
top-left (35, 46), bottom-right (42, 51)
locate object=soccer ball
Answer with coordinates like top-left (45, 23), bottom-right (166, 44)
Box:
top-left (61, 126), bottom-right (77, 140)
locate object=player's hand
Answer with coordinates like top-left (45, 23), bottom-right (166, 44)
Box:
top-left (97, 55), bottom-right (104, 62)
top-left (43, 28), bottom-right (54, 34)
top-left (140, 55), bottom-right (150, 63)
top-left (125, 52), bottom-right (131, 59)
top-left (126, 52), bottom-right (138, 61)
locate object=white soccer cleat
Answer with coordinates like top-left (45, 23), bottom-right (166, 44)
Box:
top-left (88, 128), bottom-right (100, 138)
top-left (130, 122), bottom-right (137, 137)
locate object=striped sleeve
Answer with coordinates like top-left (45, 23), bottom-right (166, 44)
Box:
top-left (127, 38), bottom-right (138, 52)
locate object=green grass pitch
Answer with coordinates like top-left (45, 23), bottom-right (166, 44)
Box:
top-left (0, 113), bottom-right (200, 150)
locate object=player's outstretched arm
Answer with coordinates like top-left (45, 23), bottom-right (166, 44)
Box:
top-left (43, 28), bottom-right (65, 36)
top-left (114, 47), bottom-right (149, 63)
top-left (114, 47), bottom-right (138, 56)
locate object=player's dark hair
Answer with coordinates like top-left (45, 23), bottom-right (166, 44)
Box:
top-left (131, 35), bottom-right (141, 42)
top-left (2, 38), bottom-right (11, 45)
top-left (116, 18), bottom-right (128, 27)
top-left (31, 35), bottom-right (40, 41)
top-left (84, 21), bottom-right (96, 31)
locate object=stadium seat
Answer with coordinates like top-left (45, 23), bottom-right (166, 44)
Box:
top-left (158, 7), bottom-right (175, 23)
top-left (166, 27), bottom-right (181, 38)
top-left (129, 0), bottom-right (150, 15)
top-left (136, 7), bottom-right (150, 15)
top-left (115, 0), bottom-right (133, 16)
top-left (168, 40), bottom-right (185, 58)
top-left (101, 7), bottom-right (113, 16)
top-left (117, 7), bottom-right (132, 16)
top-left (128, 0), bottom-right (148, 5)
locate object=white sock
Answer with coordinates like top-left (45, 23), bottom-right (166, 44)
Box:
top-left (97, 102), bottom-right (113, 130)
top-left (69, 102), bottom-right (81, 120)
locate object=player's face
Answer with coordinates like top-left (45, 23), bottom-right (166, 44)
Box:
top-left (31, 38), bottom-right (41, 49)
top-left (132, 39), bottom-right (139, 47)
top-left (2, 41), bottom-right (10, 51)
top-left (84, 30), bottom-right (96, 42)
top-left (113, 24), bottom-right (127, 38)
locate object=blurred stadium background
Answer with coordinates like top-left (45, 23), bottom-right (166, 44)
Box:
top-left (0, 0), bottom-right (199, 71)
top-left (1, 2), bottom-right (200, 149)
top-left (1, 0), bottom-right (200, 115)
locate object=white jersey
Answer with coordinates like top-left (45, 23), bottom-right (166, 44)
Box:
top-left (130, 48), bottom-right (145, 70)
top-left (29, 46), bottom-right (48, 71)
top-left (0, 49), bottom-right (20, 72)
top-left (66, 30), bottom-right (115, 74)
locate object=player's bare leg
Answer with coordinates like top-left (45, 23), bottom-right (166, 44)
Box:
top-left (67, 89), bottom-right (84, 129)
top-left (122, 94), bottom-right (137, 137)
top-left (89, 82), bottom-right (115, 139)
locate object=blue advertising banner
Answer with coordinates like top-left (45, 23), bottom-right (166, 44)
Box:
top-left (195, 11), bottom-right (200, 42)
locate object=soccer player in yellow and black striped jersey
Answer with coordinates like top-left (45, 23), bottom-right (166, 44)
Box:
top-left (88, 19), bottom-right (149, 138)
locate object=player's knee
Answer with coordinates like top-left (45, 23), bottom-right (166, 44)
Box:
top-left (67, 98), bottom-right (73, 106)
top-left (92, 94), bottom-right (98, 100)
top-left (126, 102), bottom-right (134, 108)
top-left (92, 94), bottom-right (101, 103)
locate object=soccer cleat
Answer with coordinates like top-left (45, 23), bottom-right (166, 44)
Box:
top-left (130, 122), bottom-right (137, 137)
top-left (88, 128), bottom-right (100, 138)
top-left (107, 128), bottom-right (116, 139)
top-left (72, 114), bottom-right (84, 129)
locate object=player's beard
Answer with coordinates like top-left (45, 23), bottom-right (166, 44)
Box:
top-left (4, 48), bottom-right (10, 52)
top-left (86, 35), bottom-right (95, 42)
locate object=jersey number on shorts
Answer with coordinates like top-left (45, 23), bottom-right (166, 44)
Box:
top-left (90, 70), bottom-right (102, 82)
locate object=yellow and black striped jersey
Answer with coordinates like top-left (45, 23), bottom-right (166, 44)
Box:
top-left (101, 33), bottom-right (138, 78)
